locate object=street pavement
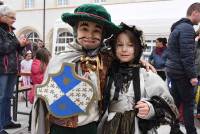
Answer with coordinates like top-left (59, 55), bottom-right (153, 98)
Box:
top-left (5, 101), bottom-right (200, 134)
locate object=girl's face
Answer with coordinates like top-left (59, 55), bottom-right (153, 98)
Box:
top-left (25, 53), bottom-right (32, 61)
top-left (116, 32), bottom-right (135, 63)
top-left (77, 21), bottom-right (103, 49)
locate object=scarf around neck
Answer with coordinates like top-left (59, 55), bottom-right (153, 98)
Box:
top-left (155, 46), bottom-right (166, 56)
top-left (112, 62), bottom-right (141, 101)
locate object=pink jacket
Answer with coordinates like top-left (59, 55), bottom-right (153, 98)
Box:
top-left (31, 59), bottom-right (46, 85)
top-left (28, 59), bottom-right (46, 103)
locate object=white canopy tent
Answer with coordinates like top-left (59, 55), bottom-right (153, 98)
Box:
top-left (103, 0), bottom-right (200, 59)
top-left (104, 0), bottom-right (200, 35)
top-left (52, 0), bottom-right (200, 56)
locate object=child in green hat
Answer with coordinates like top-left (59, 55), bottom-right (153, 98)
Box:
top-left (31, 4), bottom-right (154, 134)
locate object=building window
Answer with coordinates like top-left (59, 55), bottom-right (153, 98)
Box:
top-left (57, 31), bottom-right (73, 44)
top-left (55, 31), bottom-right (73, 54)
top-left (57, 0), bottom-right (68, 6)
top-left (145, 46), bottom-right (153, 52)
top-left (25, 0), bottom-right (34, 8)
top-left (94, 0), bottom-right (106, 3)
top-left (55, 46), bottom-right (66, 53)
top-left (27, 32), bottom-right (39, 43)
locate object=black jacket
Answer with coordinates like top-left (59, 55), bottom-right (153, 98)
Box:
top-left (0, 23), bottom-right (24, 74)
top-left (166, 18), bottom-right (197, 79)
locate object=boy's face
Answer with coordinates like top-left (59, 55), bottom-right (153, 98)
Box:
top-left (116, 32), bottom-right (135, 63)
top-left (192, 11), bottom-right (200, 25)
top-left (37, 41), bottom-right (44, 48)
top-left (77, 21), bottom-right (103, 49)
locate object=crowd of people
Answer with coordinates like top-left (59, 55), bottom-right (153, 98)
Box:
top-left (0, 2), bottom-right (50, 134)
top-left (0, 1), bottom-right (200, 134)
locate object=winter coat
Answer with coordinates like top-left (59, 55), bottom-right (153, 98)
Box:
top-left (149, 48), bottom-right (167, 70)
top-left (166, 18), bottom-right (197, 79)
top-left (31, 59), bottom-right (45, 85)
top-left (0, 23), bottom-right (24, 74)
top-left (28, 59), bottom-right (46, 104)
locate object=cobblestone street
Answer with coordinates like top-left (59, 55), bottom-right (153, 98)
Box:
top-left (5, 101), bottom-right (200, 134)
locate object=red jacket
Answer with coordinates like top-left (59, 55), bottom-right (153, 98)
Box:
top-left (29, 59), bottom-right (46, 103)
top-left (31, 59), bottom-right (46, 85)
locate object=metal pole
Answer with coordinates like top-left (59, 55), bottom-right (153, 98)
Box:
top-left (43, 0), bottom-right (46, 43)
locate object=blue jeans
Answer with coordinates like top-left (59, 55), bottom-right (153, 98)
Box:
top-left (0, 74), bottom-right (17, 131)
top-left (168, 74), bottom-right (197, 134)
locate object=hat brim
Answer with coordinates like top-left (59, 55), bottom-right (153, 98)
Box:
top-left (62, 13), bottom-right (120, 38)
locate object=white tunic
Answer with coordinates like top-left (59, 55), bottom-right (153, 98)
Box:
top-left (20, 59), bottom-right (33, 85)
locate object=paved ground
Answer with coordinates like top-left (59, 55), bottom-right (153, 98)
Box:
top-left (4, 101), bottom-right (200, 134)
top-left (7, 101), bottom-right (31, 134)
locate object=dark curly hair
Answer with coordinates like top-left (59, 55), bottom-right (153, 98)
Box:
top-left (156, 37), bottom-right (167, 46)
top-left (110, 22), bottom-right (145, 64)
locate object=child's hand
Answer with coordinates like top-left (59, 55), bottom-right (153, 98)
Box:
top-left (135, 101), bottom-right (150, 119)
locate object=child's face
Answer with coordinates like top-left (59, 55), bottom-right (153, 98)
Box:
top-left (77, 21), bottom-right (103, 49)
top-left (37, 41), bottom-right (44, 48)
top-left (25, 53), bottom-right (32, 60)
top-left (116, 32), bottom-right (135, 63)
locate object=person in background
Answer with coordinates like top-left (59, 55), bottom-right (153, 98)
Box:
top-left (28, 48), bottom-right (50, 132)
top-left (166, 3), bottom-right (200, 134)
top-left (0, 5), bottom-right (28, 134)
top-left (19, 34), bottom-right (32, 55)
top-left (20, 50), bottom-right (33, 86)
top-left (37, 39), bottom-right (45, 48)
top-left (195, 28), bottom-right (200, 118)
top-left (149, 37), bottom-right (167, 80)
top-left (37, 39), bottom-right (51, 57)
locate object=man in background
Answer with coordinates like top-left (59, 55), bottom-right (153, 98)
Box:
top-left (166, 2), bottom-right (200, 134)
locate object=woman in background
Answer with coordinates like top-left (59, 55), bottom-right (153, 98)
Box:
top-left (0, 5), bottom-right (28, 133)
top-left (149, 37), bottom-right (167, 80)
top-left (28, 48), bottom-right (50, 131)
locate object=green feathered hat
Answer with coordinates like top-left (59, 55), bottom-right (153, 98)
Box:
top-left (61, 4), bottom-right (119, 38)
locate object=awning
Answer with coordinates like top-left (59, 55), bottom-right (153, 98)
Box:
top-left (104, 0), bottom-right (200, 34)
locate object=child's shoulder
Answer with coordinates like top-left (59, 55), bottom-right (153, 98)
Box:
top-left (140, 68), bottom-right (160, 81)
top-left (140, 68), bottom-right (155, 76)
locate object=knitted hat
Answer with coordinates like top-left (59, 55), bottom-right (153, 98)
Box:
top-left (61, 4), bottom-right (119, 38)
